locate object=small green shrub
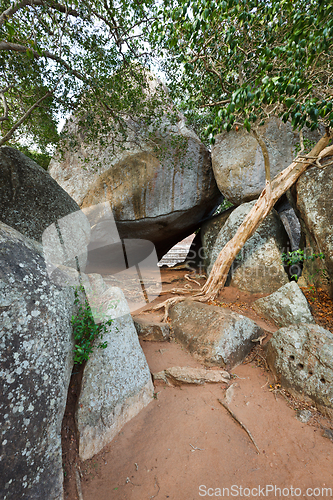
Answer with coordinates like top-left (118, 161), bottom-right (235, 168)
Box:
top-left (71, 286), bottom-right (112, 364)
top-left (213, 199), bottom-right (234, 215)
top-left (281, 249), bottom-right (324, 281)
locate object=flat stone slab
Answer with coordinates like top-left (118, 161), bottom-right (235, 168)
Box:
top-left (153, 366), bottom-right (230, 385)
top-left (169, 299), bottom-right (263, 369)
top-left (253, 281), bottom-right (314, 327)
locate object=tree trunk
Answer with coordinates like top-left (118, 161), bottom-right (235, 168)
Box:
top-left (199, 132), bottom-right (332, 301)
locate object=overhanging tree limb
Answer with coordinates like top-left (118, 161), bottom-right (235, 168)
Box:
top-left (0, 90), bottom-right (52, 146)
top-left (0, 0), bottom-right (79, 27)
top-left (0, 42), bottom-right (87, 82)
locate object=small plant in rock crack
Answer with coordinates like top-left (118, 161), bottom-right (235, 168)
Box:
top-left (71, 286), bottom-right (112, 364)
top-left (281, 249), bottom-right (325, 281)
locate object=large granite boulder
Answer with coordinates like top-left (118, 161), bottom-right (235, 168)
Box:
top-left (0, 223), bottom-right (74, 500)
top-left (253, 282), bottom-right (314, 327)
top-left (211, 118), bottom-right (296, 205)
top-left (207, 201), bottom-right (289, 293)
top-left (199, 207), bottom-right (235, 270)
top-left (0, 146), bottom-right (87, 244)
top-left (49, 110), bottom-right (222, 259)
top-left (296, 164), bottom-right (333, 293)
top-left (76, 274), bottom-right (153, 461)
top-left (266, 324), bottom-right (333, 418)
top-left (169, 300), bottom-right (263, 369)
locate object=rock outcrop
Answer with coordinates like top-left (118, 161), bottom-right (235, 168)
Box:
top-left (296, 164), bottom-right (333, 293)
top-left (207, 201), bottom-right (289, 293)
top-left (133, 317), bottom-right (171, 341)
top-left (76, 276), bottom-right (153, 461)
top-left (49, 106), bottom-right (222, 258)
top-left (0, 146), bottom-right (86, 245)
top-left (211, 118), bottom-right (296, 205)
top-left (0, 223), bottom-right (74, 500)
top-left (169, 300), bottom-right (263, 369)
top-left (253, 282), bottom-right (314, 327)
top-left (266, 324), bottom-right (333, 418)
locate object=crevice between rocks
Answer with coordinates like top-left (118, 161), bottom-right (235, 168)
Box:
top-left (61, 362), bottom-right (85, 500)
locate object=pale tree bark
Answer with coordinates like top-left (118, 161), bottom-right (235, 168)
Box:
top-left (198, 131), bottom-right (333, 301)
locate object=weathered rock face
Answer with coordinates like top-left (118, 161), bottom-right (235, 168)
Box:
top-left (296, 164), bottom-right (333, 293)
top-left (266, 324), bottom-right (333, 418)
top-left (0, 223), bottom-right (74, 500)
top-left (200, 207), bottom-right (235, 269)
top-left (279, 208), bottom-right (301, 251)
top-left (211, 118), bottom-right (296, 205)
top-left (207, 201), bottom-right (289, 293)
top-left (0, 146), bottom-right (86, 245)
top-left (133, 316), bottom-right (171, 341)
top-left (76, 278), bottom-right (153, 461)
top-left (169, 300), bottom-right (263, 369)
top-left (49, 115), bottom-right (223, 258)
top-left (253, 282), bottom-right (314, 327)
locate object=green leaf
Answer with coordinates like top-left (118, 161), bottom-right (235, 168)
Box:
top-left (285, 97), bottom-right (295, 108)
top-left (243, 119), bottom-right (251, 132)
top-left (203, 8), bottom-right (210, 19)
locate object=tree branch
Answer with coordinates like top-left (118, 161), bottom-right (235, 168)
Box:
top-left (0, 90), bottom-right (52, 146)
top-left (0, 42), bottom-right (86, 82)
top-left (200, 99), bottom-right (230, 108)
top-left (251, 128), bottom-right (271, 185)
top-left (0, 0), bottom-right (79, 28)
top-left (0, 91), bottom-right (9, 122)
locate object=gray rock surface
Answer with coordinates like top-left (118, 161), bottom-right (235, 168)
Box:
top-left (0, 222), bottom-right (74, 500)
top-left (296, 409), bottom-right (312, 423)
top-left (133, 317), bottom-right (171, 341)
top-left (296, 164), bottom-right (333, 293)
top-left (211, 118), bottom-right (296, 205)
top-left (266, 324), bottom-right (333, 418)
top-left (76, 281), bottom-right (153, 461)
top-left (0, 146), bottom-right (87, 245)
top-left (49, 109), bottom-right (222, 258)
top-left (253, 282), bottom-right (314, 327)
top-left (200, 207), bottom-right (235, 269)
top-left (279, 208), bottom-right (301, 251)
top-left (169, 300), bottom-right (263, 369)
top-left (208, 201), bottom-right (289, 293)
top-left (153, 367), bottom-right (230, 385)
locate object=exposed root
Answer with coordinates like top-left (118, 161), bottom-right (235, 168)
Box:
top-left (185, 274), bottom-right (201, 287)
top-left (75, 466), bottom-right (84, 500)
top-left (152, 296), bottom-right (187, 322)
top-left (217, 399), bottom-right (260, 454)
top-left (158, 288), bottom-right (192, 295)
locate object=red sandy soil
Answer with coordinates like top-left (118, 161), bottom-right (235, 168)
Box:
top-left (62, 269), bottom-right (333, 500)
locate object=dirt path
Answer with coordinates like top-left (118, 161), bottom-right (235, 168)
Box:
top-left (63, 270), bottom-right (333, 500)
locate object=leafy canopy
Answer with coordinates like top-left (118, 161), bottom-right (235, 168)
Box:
top-left (152, 0), bottom-right (333, 144)
top-left (0, 0), bottom-right (161, 150)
